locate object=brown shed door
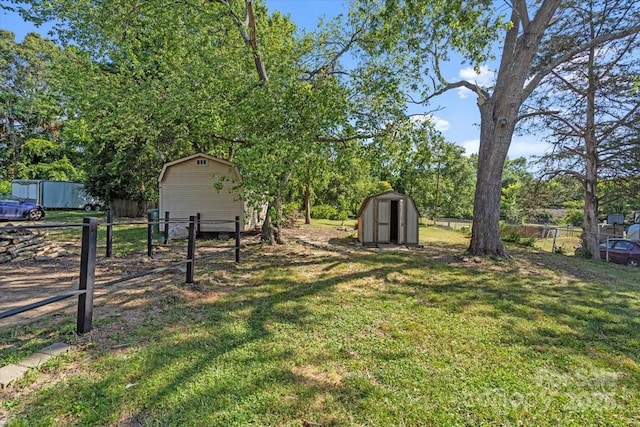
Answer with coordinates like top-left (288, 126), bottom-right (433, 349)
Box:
top-left (375, 199), bottom-right (390, 243)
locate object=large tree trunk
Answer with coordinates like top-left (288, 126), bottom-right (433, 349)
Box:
top-left (260, 173), bottom-right (290, 245)
top-left (261, 202), bottom-right (275, 244)
top-left (467, 1), bottom-right (561, 257)
top-left (468, 99), bottom-right (515, 257)
top-left (582, 44), bottom-right (600, 259)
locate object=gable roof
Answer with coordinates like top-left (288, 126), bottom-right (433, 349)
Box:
top-left (158, 153), bottom-right (240, 183)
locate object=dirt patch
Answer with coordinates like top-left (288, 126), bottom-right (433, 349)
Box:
top-left (1, 225), bottom-right (599, 331)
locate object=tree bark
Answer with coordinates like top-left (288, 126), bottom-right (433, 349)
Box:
top-left (468, 0), bottom-right (561, 257)
top-left (582, 43), bottom-right (600, 259)
top-left (261, 201), bottom-right (275, 244)
top-left (468, 98), bottom-right (515, 257)
top-left (304, 185), bottom-right (311, 225)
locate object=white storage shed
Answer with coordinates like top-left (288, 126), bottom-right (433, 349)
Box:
top-left (357, 190), bottom-right (420, 245)
top-left (159, 153), bottom-right (250, 232)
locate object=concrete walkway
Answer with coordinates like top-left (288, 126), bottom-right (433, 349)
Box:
top-left (0, 342), bottom-right (73, 388)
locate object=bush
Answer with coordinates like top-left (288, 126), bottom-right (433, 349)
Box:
top-left (311, 204), bottom-right (340, 220)
top-left (566, 209), bottom-right (584, 226)
top-left (0, 180), bottom-right (10, 194)
top-left (500, 224), bottom-right (537, 246)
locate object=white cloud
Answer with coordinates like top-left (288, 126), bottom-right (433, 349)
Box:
top-left (457, 65), bottom-right (496, 99)
top-left (460, 139), bottom-right (480, 156)
top-left (410, 114), bottom-right (451, 132)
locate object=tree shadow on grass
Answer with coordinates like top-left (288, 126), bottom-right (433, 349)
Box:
top-left (6, 243), bottom-right (640, 425)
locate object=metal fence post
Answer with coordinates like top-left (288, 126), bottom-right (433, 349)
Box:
top-left (106, 209), bottom-right (113, 258)
top-left (164, 211), bottom-right (170, 244)
top-left (196, 212), bottom-right (201, 237)
top-left (235, 215), bottom-right (241, 263)
top-left (186, 215), bottom-right (196, 284)
top-left (77, 217), bottom-right (98, 334)
top-left (147, 210), bottom-right (153, 258)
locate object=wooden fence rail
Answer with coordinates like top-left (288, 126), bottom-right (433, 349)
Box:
top-left (0, 213), bottom-right (241, 334)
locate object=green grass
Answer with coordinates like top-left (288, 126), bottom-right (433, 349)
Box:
top-left (40, 210), bottom-right (149, 255)
top-left (41, 209), bottom-right (105, 223)
top-left (2, 226), bottom-right (640, 426)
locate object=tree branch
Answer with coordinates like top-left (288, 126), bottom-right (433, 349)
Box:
top-left (523, 23), bottom-right (640, 99)
top-left (516, 108), bottom-right (560, 123)
top-left (302, 22), bottom-right (367, 82)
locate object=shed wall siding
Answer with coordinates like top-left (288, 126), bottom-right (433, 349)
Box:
top-left (159, 158), bottom-right (243, 232)
top-left (406, 198), bottom-right (419, 244)
top-left (362, 202), bottom-right (374, 243)
top-left (357, 191), bottom-right (419, 245)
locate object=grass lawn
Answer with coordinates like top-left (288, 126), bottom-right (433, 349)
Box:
top-left (1, 223), bottom-right (639, 426)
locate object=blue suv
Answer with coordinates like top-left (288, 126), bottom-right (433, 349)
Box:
top-left (0, 194), bottom-right (45, 221)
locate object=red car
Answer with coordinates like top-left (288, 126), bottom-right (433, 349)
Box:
top-left (599, 239), bottom-right (640, 267)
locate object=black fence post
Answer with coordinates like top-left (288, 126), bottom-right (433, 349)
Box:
top-left (235, 215), bottom-right (241, 263)
top-left (196, 213), bottom-right (201, 238)
top-left (186, 215), bottom-right (196, 284)
top-left (77, 217), bottom-right (98, 334)
top-left (106, 209), bottom-right (113, 258)
top-left (164, 211), bottom-right (170, 244)
top-left (147, 211), bottom-right (153, 258)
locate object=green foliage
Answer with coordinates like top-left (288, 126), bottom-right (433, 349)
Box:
top-left (500, 224), bottom-right (537, 246)
top-left (566, 209), bottom-right (584, 226)
top-left (0, 30), bottom-right (78, 184)
top-left (311, 204), bottom-right (340, 220)
top-left (366, 117), bottom-right (475, 219)
top-left (0, 180), bottom-right (10, 193)
top-left (554, 246), bottom-right (567, 254)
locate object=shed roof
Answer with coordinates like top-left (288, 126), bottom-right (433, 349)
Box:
top-left (158, 153), bottom-right (240, 183)
top-left (357, 190), bottom-right (418, 217)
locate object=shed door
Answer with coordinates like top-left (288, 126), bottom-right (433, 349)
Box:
top-left (375, 199), bottom-right (390, 243)
top-left (398, 198), bottom-right (406, 244)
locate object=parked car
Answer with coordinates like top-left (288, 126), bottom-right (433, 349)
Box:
top-left (0, 194), bottom-right (45, 221)
top-left (599, 238), bottom-right (640, 267)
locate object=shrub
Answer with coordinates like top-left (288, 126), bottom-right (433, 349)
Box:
top-left (0, 180), bottom-right (10, 194)
top-left (566, 209), bottom-right (584, 227)
top-left (554, 246), bottom-right (567, 254)
top-left (500, 224), bottom-right (537, 246)
top-left (311, 204), bottom-right (340, 220)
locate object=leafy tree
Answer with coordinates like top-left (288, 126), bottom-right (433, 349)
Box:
top-left (525, 0), bottom-right (640, 258)
top-left (13, 0), bottom-right (387, 243)
top-left (352, 0), bottom-right (640, 257)
top-left (0, 30), bottom-right (67, 185)
top-left (367, 117), bottom-right (475, 219)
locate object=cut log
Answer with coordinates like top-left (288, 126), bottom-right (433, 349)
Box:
top-left (11, 250), bottom-right (35, 259)
top-left (11, 254), bottom-right (36, 263)
top-left (10, 234), bottom-right (36, 245)
top-left (7, 237), bottom-right (46, 254)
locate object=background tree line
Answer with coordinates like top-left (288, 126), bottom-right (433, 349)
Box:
top-left (2, 0), bottom-right (639, 255)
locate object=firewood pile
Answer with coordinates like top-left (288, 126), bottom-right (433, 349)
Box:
top-left (0, 225), bottom-right (70, 264)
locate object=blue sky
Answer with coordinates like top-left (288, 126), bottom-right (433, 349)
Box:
top-left (1, 1), bottom-right (548, 159)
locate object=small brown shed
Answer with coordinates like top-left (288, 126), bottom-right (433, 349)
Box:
top-left (357, 190), bottom-right (420, 245)
top-left (158, 153), bottom-right (249, 232)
